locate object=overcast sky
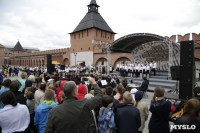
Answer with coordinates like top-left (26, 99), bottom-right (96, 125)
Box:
top-left (0, 0), bottom-right (200, 51)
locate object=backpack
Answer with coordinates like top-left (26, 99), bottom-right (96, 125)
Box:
top-left (98, 109), bottom-right (116, 133)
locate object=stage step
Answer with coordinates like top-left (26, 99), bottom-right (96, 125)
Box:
top-left (132, 78), bottom-right (177, 84)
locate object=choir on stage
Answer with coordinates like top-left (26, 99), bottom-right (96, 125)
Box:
top-left (116, 61), bottom-right (157, 78)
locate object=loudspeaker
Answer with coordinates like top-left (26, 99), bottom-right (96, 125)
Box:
top-left (60, 65), bottom-right (65, 70)
top-left (179, 41), bottom-right (195, 100)
top-left (47, 54), bottom-right (54, 74)
top-left (179, 82), bottom-right (194, 100)
top-left (170, 66), bottom-right (180, 80)
top-left (180, 40), bottom-right (194, 67)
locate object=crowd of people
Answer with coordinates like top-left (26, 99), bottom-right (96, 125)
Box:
top-left (0, 65), bottom-right (200, 133)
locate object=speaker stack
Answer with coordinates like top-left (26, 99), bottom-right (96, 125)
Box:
top-left (47, 54), bottom-right (54, 74)
top-left (179, 40), bottom-right (195, 100)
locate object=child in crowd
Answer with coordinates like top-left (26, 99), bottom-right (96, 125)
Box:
top-left (98, 95), bottom-right (116, 133)
top-left (26, 91), bottom-right (36, 132)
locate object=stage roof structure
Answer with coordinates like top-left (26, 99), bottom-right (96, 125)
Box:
top-left (109, 33), bottom-right (178, 53)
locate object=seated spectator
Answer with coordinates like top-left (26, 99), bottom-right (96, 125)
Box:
top-left (34, 89), bottom-right (58, 133)
top-left (148, 86), bottom-right (171, 133)
top-left (98, 95), bottom-right (116, 133)
top-left (116, 91), bottom-right (141, 133)
top-left (10, 80), bottom-right (26, 105)
top-left (76, 84), bottom-right (87, 100)
top-left (0, 79), bottom-right (11, 108)
top-left (0, 91), bottom-right (30, 133)
top-left (172, 98), bottom-right (200, 133)
top-left (45, 77), bottom-right (103, 133)
top-left (135, 91), bottom-right (149, 133)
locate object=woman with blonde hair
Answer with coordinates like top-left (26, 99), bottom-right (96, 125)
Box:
top-left (148, 86), bottom-right (171, 133)
top-left (172, 98), bottom-right (200, 133)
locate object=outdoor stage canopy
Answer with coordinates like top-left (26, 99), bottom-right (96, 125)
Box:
top-left (109, 33), bottom-right (176, 53)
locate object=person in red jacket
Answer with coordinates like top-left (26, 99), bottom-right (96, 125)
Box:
top-left (76, 84), bottom-right (87, 100)
top-left (57, 80), bottom-right (67, 103)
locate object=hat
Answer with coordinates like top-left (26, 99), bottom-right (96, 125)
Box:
top-left (135, 91), bottom-right (143, 102)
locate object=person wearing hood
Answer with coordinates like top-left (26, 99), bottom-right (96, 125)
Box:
top-left (57, 80), bottom-right (67, 103)
top-left (76, 84), bottom-right (87, 100)
top-left (135, 91), bottom-right (149, 133)
top-left (34, 89), bottom-right (58, 133)
top-left (148, 86), bottom-right (171, 133)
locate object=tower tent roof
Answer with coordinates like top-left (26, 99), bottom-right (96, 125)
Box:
top-left (13, 41), bottom-right (23, 51)
top-left (71, 0), bottom-right (115, 34)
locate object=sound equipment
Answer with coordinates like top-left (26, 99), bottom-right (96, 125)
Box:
top-left (170, 66), bottom-right (180, 80)
top-left (179, 41), bottom-right (195, 100)
top-left (47, 54), bottom-right (54, 74)
top-left (179, 82), bottom-right (194, 100)
top-left (60, 65), bottom-right (65, 70)
top-left (180, 40), bottom-right (194, 67)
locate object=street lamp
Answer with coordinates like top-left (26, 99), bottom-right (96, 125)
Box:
top-left (74, 53), bottom-right (77, 66)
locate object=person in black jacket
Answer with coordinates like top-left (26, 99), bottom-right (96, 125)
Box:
top-left (148, 86), bottom-right (171, 133)
top-left (45, 77), bottom-right (103, 133)
top-left (116, 91), bottom-right (141, 133)
top-left (139, 77), bottom-right (149, 93)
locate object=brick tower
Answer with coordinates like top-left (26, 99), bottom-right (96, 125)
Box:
top-left (69, 0), bottom-right (115, 66)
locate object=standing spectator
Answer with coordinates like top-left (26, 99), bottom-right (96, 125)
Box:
top-left (3, 69), bottom-right (8, 78)
top-left (148, 86), bottom-right (171, 133)
top-left (10, 80), bottom-right (26, 105)
top-left (0, 91), bottom-right (30, 133)
top-left (8, 67), bottom-right (12, 77)
top-left (34, 83), bottom-right (46, 110)
top-left (172, 98), bottom-right (200, 133)
top-left (139, 77), bottom-right (149, 93)
top-left (135, 91), bottom-right (149, 133)
top-left (116, 91), bottom-right (141, 133)
top-left (98, 95), bottom-right (116, 133)
top-left (45, 77), bottom-right (103, 133)
top-left (122, 78), bottom-right (128, 89)
top-left (25, 91), bottom-right (36, 132)
top-left (76, 84), bottom-right (88, 100)
top-left (57, 80), bottom-right (67, 103)
top-left (0, 72), bottom-right (3, 88)
top-left (114, 84), bottom-right (126, 103)
top-left (19, 72), bottom-right (27, 92)
top-left (0, 79), bottom-right (11, 109)
top-left (34, 89), bottom-right (58, 133)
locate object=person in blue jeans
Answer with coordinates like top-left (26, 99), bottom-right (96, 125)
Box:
top-left (34, 89), bottom-right (58, 133)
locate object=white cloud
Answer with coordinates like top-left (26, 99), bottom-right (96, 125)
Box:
top-left (0, 0), bottom-right (200, 50)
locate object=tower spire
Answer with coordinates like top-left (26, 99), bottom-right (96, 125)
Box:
top-left (87, 0), bottom-right (99, 13)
